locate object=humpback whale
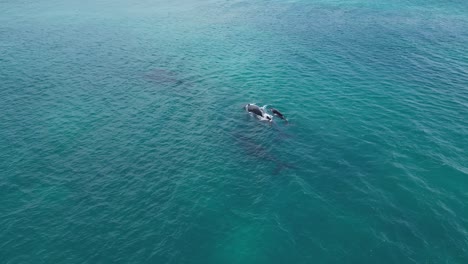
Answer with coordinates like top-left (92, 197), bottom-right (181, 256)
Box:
top-left (245, 104), bottom-right (272, 122)
top-left (270, 108), bottom-right (288, 123)
top-left (270, 108), bottom-right (287, 122)
top-left (246, 104), bottom-right (263, 116)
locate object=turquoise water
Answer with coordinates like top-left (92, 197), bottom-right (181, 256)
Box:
top-left (1, 0), bottom-right (467, 263)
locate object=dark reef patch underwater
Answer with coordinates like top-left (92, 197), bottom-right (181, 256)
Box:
top-left (1, 0), bottom-right (467, 263)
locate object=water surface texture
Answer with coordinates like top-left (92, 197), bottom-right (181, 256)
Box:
top-left (1, 0), bottom-right (467, 263)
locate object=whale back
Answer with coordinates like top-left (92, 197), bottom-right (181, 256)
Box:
top-left (247, 104), bottom-right (264, 116)
top-left (271, 108), bottom-right (284, 119)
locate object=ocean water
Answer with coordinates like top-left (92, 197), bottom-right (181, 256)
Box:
top-left (1, 0), bottom-right (467, 263)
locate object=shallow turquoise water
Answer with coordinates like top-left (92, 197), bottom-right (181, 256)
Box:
top-left (1, 0), bottom-right (467, 263)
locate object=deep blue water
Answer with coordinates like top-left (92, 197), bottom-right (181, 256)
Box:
top-left (1, 0), bottom-right (467, 263)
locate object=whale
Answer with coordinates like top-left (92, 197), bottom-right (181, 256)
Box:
top-left (270, 108), bottom-right (286, 120)
top-left (245, 104), bottom-right (272, 122)
top-left (245, 104), bottom-right (263, 116)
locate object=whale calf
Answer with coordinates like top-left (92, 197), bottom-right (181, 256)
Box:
top-left (270, 108), bottom-right (287, 122)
